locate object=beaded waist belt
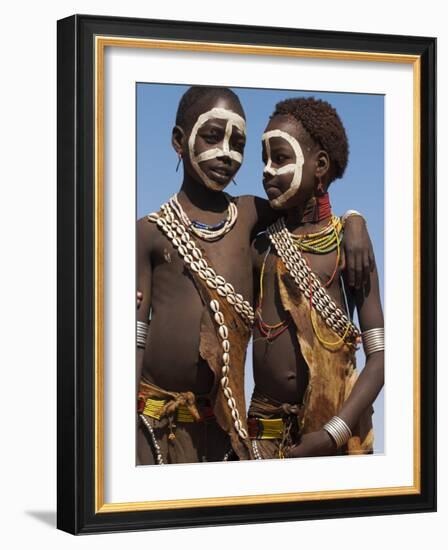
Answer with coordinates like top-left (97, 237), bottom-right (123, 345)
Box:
top-left (138, 396), bottom-right (215, 423)
top-left (247, 417), bottom-right (287, 439)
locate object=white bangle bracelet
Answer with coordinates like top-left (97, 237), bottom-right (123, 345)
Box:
top-left (362, 327), bottom-right (384, 357)
top-left (323, 416), bottom-right (352, 448)
top-left (137, 321), bottom-right (149, 349)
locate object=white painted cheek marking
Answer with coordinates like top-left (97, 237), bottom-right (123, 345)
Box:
top-left (261, 129), bottom-right (305, 207)
top-left (263, 136), bottom-right (276, 177)
top-left (195, 148), bottom-right (243, 164)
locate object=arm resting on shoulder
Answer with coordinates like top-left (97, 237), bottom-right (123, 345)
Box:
top-left (336, 258), bottom-right (384, 432)
top-left (289, 234), bottom-right (383, 458)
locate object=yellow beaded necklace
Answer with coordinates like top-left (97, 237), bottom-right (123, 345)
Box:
top-left (289, 215), bottom-right (343, 254)
top-left (288, 216), bottom-right (356, 350)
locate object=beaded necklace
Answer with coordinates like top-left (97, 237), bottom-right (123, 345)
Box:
top-left (301, 192), bottom-right (332, 223)
top-left (255, 245), bottom-right (291, 342)
top-left (291, 215), bottom-right (343, 290)
top-left (255, 194), bottom-right (334, 343)
top-left (169, 193), bottom-right (238, 242)
top-left (267, 218), bottom-right (360, 349)
top-left (256, 214), bottom-right (342, 344)
top-left (289, 215), bottom-right (343, 255)
top-left (299, 220), bottom-right (353, 350)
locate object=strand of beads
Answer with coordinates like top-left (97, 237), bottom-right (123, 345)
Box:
top-left (290, 215), bottom-right (343, 254)
top-left (223, 448), bottom-right (234, 461)
top-left (267, 219), bottom-right (360, 344)
top-left (169, 193), bottom-right (238, 242)
top-left (210, 299), bottom-right (248, 440)
top-left (251, 440), bottom-right (262, 460)
top-left (148, 205), bottom-right (254, 327)
top-left (139, 414), bottom-right (164, 465)
top-left (256, 245), bottom-right (290, 342)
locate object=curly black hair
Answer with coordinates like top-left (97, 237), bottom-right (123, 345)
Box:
top-left (175, 86), bottom-right (244, 131)
top-left (272, 97), bottom-right (349, 182)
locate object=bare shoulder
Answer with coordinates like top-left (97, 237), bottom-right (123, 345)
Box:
top-left (233, 194), bottom-right (275, 235)
top-left (234, 194), bottom-right (268, 213)
top-left (137, 214), bottom-right (159, 253)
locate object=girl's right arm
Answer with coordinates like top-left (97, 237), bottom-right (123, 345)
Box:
top-left (136, 218), bottom-right (153, 393)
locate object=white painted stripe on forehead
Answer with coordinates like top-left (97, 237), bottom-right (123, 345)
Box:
top-left (193, 107), bottom-right (246, 134)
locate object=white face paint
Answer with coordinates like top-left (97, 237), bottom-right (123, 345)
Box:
top-left (262, 129), bottom-right (305, 208)
top-left (188, 107), bottom-right (246, 191)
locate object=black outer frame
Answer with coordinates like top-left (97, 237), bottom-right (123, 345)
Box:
top-left (57, 14), bottom-right (436, 535)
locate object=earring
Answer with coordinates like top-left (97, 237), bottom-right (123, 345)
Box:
top-left (316, 175), bottom-right (325, 196)
top-left (175, 154), bottom-right (182, 173)
top-left (312, 176), bottom-right (325, 223)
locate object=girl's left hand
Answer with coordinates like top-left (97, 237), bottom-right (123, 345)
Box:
top-left (343, 215), bottom-right (375, 290)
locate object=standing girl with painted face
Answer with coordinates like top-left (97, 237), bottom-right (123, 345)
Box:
top-left (137, 87), bottom-right (257, 464)
top-left (249, 97), bottom-right (384, 460)
top-left (136, 87), bottom-right (374, 465)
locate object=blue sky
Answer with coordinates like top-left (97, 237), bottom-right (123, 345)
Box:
top-left (137, 83), bottom-right (385, 453)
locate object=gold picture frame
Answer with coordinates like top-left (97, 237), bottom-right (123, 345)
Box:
top-left (58, 14), bottom-right (436, 534)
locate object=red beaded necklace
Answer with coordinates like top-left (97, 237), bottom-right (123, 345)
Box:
top-left (300, 192), bottom-right (332, 224)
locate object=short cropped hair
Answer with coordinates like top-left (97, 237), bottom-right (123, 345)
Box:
top-left (272, 97), bottom-right (349, 182)
top-left (175, 86), bottom-right (244, 131)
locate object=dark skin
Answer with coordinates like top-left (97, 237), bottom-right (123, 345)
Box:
top-left (136, 93), bottom-right (375, 459)
top-left (252, 114), bottom-right (384, 458)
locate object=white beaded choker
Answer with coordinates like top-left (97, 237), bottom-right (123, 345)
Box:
top-left (169, 193), bottom-right (238, 242)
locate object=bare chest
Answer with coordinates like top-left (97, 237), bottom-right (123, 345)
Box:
top-left (152, 224), bottom-right (254, 301)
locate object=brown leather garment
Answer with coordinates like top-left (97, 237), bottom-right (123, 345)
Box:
top-left (277, 260), bottom-right (374, 454)
top-left (195, 273), bottom-right (254, 460)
